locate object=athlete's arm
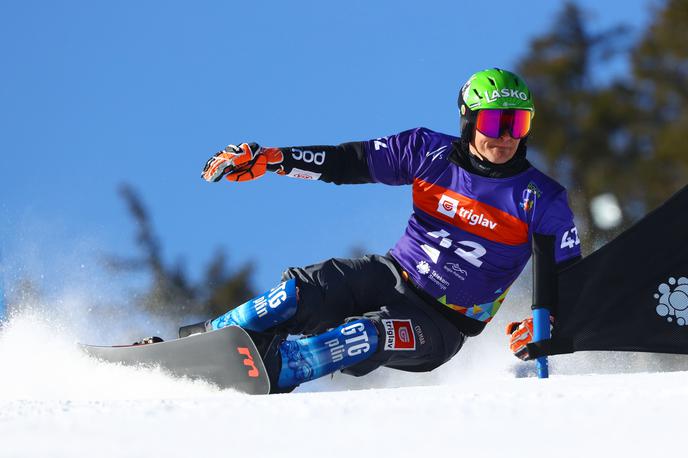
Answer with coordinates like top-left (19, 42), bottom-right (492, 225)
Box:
top-left (280, 127), bottom-right (437, 185)
top-left (507, 189), bottom-right (582, 360)
top-left (273, 142), bottom-right (372, 184)
top-left (201, 142), bottom-right (371, 184)
top-left (202, 128), bottom-right (435, 185)
top-left (507, 241), bottom-right (581, 361)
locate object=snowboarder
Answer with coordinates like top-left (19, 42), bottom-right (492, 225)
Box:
top-left (184, 68), bottom-right (582, 393)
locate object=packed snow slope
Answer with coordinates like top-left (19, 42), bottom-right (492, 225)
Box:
top-left (2, 302), bottom-right (688, 458)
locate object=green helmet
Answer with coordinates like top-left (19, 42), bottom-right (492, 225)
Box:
top-left (459, 68), bottom-right (534, 139)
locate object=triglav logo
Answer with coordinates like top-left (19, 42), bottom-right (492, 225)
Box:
top-left (458, 207), bottom-right (497, 229)
top-left (654, 276), bottom-right (688, 326)
top-left (436, 195), bottom-right (497, 230)
top-left (382, 319), bottom-right (416, 351)
top-left (437, 194), bottom-right (458, 218)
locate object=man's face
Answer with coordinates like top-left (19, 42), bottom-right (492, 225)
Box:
top-left (469, 127), bottom-right (520, 164)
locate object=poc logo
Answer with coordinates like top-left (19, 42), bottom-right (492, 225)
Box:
top-left (291, 148), bottom-right (325, 165)
top-left (237, 347), bottom-right (259, 378)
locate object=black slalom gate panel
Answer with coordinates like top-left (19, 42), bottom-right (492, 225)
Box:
top-left (528, 184), bottom-right (688, 358)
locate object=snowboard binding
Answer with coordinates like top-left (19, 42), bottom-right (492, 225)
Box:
top-left (132, 336), bottom-right (164, 346)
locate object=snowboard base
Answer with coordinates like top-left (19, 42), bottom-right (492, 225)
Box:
top-left (81, 326), bottom-right (270, 394)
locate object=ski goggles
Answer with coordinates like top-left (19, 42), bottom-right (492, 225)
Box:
top-left (475, 109), bottom-right (533, 139)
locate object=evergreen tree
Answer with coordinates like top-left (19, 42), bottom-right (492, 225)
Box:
top-left (630, 0), bottom-right (688, 208)
top-left (517, 0), bottom-right (688, 250)
top-left (516, 2), bottom-right (635, 250)
top-left (108, 184), bottom-right (256, 321)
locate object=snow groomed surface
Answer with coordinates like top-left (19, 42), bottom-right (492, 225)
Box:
top-left (1, 311), bottom-right (686, 457)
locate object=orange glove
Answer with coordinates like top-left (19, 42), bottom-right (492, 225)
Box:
top-left (202, 143), bottom-right (284, 183)
top-left (506, 316), bottom-right (554, 361)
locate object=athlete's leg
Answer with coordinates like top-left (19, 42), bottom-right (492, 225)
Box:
top-left (180, 255), bottom-right (393, 338)
top-left (273, 318), bottom-right (379, 390)
top-left (342, 299), bottom-right (467, 377)
top-left (181, 254), bottom-right (465, 393)
top-left (279, 254), bottom-right (402, 335)
top-left (268, 298), bottom-right (466, 392)
top-left (179, 279), bottom-right (299, 337)
top-left (265, 255), bottom-right (467, 392)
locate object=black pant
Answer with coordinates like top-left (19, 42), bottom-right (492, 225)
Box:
top-left (279, 254), bottom-right (466, 376)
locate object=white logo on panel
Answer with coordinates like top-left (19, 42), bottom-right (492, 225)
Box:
top-left (655, 276), bottom-right (688, 326)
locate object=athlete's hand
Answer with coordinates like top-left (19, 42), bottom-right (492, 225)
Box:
top-left (506, 316), bottom-right (553, 360)
top-left (201, 143), bottom-right (284, 183)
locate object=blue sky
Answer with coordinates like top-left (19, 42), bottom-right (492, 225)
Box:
top-left (1, 0), bottom-right (654, 302)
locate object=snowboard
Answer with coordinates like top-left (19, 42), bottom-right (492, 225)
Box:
top-left (81, 325), bottom-right (271, 395)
